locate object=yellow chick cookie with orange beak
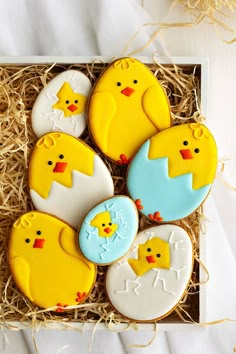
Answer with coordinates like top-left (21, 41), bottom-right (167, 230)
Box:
top-left (8, 211), bottom-right (96, 310)
top-left (128, 237), bottom-right (170, 276)
top-left (88, 57), bottom-right (171, 164)
top-left (90, 211), bottom-right (118, 237)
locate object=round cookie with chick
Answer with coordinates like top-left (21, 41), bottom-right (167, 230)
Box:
top-left (88, 57), bottom-right (171, 164)
top-left (8, 211), bottom-right (96, 310)
top-left (127, 123), bottom-right (218, 222)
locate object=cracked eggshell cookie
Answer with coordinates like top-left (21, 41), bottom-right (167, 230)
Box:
top-left (127, 123), bottom-right (218, 222)
top-left (78, 196), bottom-right (139, 265)
top-left (32, 70), bottom-right (92, 138)
top-left (28, 132), bottom-right (114, 229)
top-left (8, 211), bottom-right (96, 310)
top-left (106, 224), bottom-right (193, 322)
top-left (88, 57), bottom-right (171, 165)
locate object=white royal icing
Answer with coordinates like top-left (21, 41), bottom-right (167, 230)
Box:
top-left (32, 70), bottom-right (92, 138)
top-left (30, 155), bottom-right (114, 229)
top-left (106, 224), bottom-right (193, 321)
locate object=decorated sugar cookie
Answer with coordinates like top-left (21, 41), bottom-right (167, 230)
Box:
top-left (29, 132), bottom-right (114, 228)
top-left (78, 196), bottom-right (139, 265)
top-left (106, 224), bottom-right (193, 322)
top-left (88, 57), bottom-right (171, 164)
top-left (8, 211), bottom-right (96, 310)
top-left (127, 123), bottom-right (217, 222)
top-left (32, 70), bottom-right (92, 138)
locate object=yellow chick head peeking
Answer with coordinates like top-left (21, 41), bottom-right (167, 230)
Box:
top-left (128, 237), bottom-right (170, 277)
top-left (90, 211), bottom-right (118, 238)
top-left (29, 133), bottom-right (94, 199)
top-left (148, 123), bottom-right (217, 190)
top-left (53, 82), bottom-right (87, 117)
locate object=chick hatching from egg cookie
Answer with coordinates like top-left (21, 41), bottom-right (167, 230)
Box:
top-left (29, 132), bottom-right (114, 228)
top-left (106, 225), bottom-right (193, 322)
top-left (127, 123), bottom-right (218, 222)
top-left (31, 70), bottom-right (92, 138)
top-left (78, 196), bottom-right (139, 265)
top-left (88, 57), bottom-right (171, 164)
top-left (8, 212), bottom-right (96, 310)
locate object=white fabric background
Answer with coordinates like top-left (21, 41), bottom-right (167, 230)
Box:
top-left (0, 0), bottom-right (236, 353)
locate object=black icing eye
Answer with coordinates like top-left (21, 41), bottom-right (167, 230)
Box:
top-left (36, 230), bottom-right (41, 235)
top-left (157, 253), bottom-right (161, 258)
top-left (59, 154), bottom-right (64, 159)
top-left (147, 248), bottom-right (151, 252)
top-left (117, 82), bottom-right (122, 86)
top-left (25, 238), bottom-right (30, 243)
top-left (183, 141), bottom-right (188, 146)
top-left (66, 100), bottom-right (69, 104)
top-left (74, 100), bottom-right (78, 104)
top-left (133, 80), bottom-right (138, 84)
top-left (109, 223), bottom-right (112, 226)
top-left (48, 161), bottom-right (53, 165)
top-left (102, 223), bottom-right (106, 227)
top-left (195, 148), bottom-right (200, 153)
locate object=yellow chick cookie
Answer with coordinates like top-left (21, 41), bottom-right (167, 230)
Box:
top-left (8, 211), bottom-right (96, 310)
top-left (88, 57), bottom-right (171, 164)
top-left (128, 237), bottom-right (170, 277)
top-left (29, 132), bottom-right (94, 199)
top-left (90, 211), bottom-right (118, 237)
top-left (53, 82), bottom-right (87, 117)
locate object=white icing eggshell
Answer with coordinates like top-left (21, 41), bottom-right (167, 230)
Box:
top-left (106, 224), bottom-right (193, 322)
top-left (32, 70), bottom-right (92, 138)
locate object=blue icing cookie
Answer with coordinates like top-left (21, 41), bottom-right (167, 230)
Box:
top-left (127, 139), bottom-right (212, 222)
top-left (78, 196), bottom-right (139, 264)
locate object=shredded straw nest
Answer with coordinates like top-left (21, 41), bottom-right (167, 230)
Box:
top-left (175, 0), bottom-right (236, 43)
top-left (0, 58), bottom-right (206, 329)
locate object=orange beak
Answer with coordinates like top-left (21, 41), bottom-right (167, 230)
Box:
top-left (146, 255), bottom-right (156, 263)
top-left (121, 87), bottom-right (135, 97)
top-left (180, 149), bottom-right (193, 160)
top-left (53, 162), bottom-right (68, 173)
top-left (67, 104), bottom-right (77, 112)
top-left (104, 227), bottom-right (112, 234)
top-left (33, 239), bottom-right (45, 249)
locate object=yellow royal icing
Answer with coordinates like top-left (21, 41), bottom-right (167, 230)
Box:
top-left (9, 211), bottom-right (96, 309)
top-left (89, 57), bottom-right (171, 163)
top-left (90, 211), bottom-right (118, 238)
top-left (128, 237), bottom-right (170, 277)
top-left (148, 123), bottom-right (218, 190)
top-left (53, 82), bottom-right (87, 117)
top-left (29, 132), bottom-right (95, 199)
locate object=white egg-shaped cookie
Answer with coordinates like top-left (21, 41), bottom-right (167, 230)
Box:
top-left (106, 224), bottom-right (193, 322)
top-left (32, 70), bottom-right (92, 138)
top-left (78, 196), bottom-right (139, 265)
top-left (28, 132), bottom-right (114, 229)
